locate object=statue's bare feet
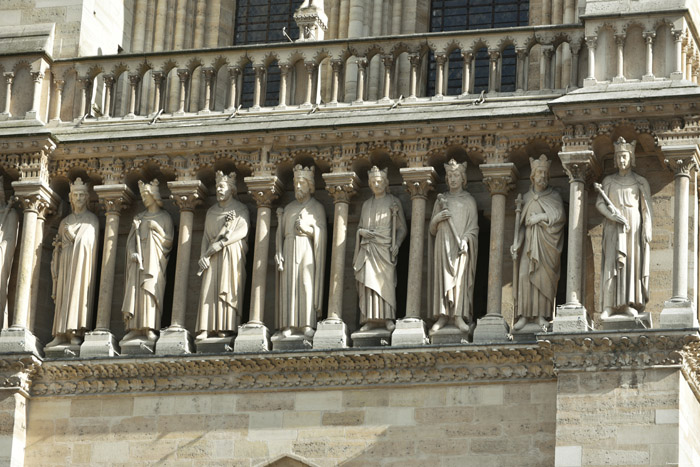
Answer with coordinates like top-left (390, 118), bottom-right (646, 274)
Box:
top-left (196, 331), bottom-right (208, 341)
top-left (302, 326), bottom-right (315, 338)
top-left (385, 320), bottom-right (395, 332)
top-left (145, 330), bottom-right (158, 342)
top-left (431, 315), bottom-right (449, 333)
top-left (359, 322), bottom-right (374, 332)
top-left (537, 317), bottom-right (550, 328)
top-left (122, 330), bottom-right (138, 342)
top-left (281, 328), bottom-right (293, 338)
top-left (70, 333), bottom-right (83, 345)
top-left (455, 316), bottom-right (471, 333)
top-left (46, 334), bottom-right (68, 348)
top-left (218, 331), bottom-right (233, 338)
top-left (513, 316), bottom-right (528, 331)
top-left (601, 308), bottom-right (613, 320)
top-left (621, 306), bottom-right (637, 318)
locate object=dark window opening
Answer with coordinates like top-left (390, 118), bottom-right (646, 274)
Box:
top-left (234, 0), bottom-right (300, 45)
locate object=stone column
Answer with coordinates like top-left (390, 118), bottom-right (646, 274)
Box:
top-left (0, 181), bottom-right (57, 356)
top-left (379, 54), bottom-right (393, 103)
top-left (252, 64), bottom-right (264, 110)
top-left (277, 64), bottom-right (290, 109)
top-left (643, 32), bottom-right (656, 81)
top-left (569, 45), bottom-right (580, 88)
top-left (49, 78), bottom-right (64, 122)
top-left (488, 50), bottom-right (500, 93)
top-left (28, 209), bottom-right (47, 333)
top-left (156, 180), bottom-right (206, 355)
top-left (353, 58), bottom-right (367, 104)
top-left (541, 46), bottom-right (554, 89)
top-left (153, 0), bottom-right (167, 51)
top-left (26, 72), bottom-right (44, 120)
top-left (614, 34), bottom-right (625, 82)
top-left (314, 172), bottom-right (359, 349)
top-left (125, 74), bottom-right (140, 118)
top-left (660, 145), bottom-right (700, 328)
top-left (584, 36), bottom-right (597, 86)
top-left (234, 176), bottom-right (282, 352)
top-left (1, 72), bottom-right (13, 118)
top-left (406, 53), bottom-right (420, 101)
top-left (672, 30), bottom-right (684, 80)
top-left (226, 66), bottom-right (240, 112)
top-left (175, 69), bottom-right (189, 115)
top-left (302, 62), bottom-right (315, 108)
top-left (76, 76), bottom-right (90, 118)
top-left (329, 59), bottom-right (343, 105)
top-left (81, 185), bottom-right (134, 357)
top-left (102, 75), bottom-right (114, 119)
top-left (473, 163), bottom-right (517, 343)
top-left (554, 151), bottom-right (596, 332)
top-left (199, 67), bottom-right (215, 114)
top-left (152, 71), bottom-right (164, 114)
top-left (434, 53), bottom-right (446, 99)
top-left (515, 49), bottom-right (526, 92)
top-left (392, 167), bottom-right (436, 346)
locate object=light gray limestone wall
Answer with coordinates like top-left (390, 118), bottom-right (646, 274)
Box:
top-left (679, 375), bottom-right (700, 466)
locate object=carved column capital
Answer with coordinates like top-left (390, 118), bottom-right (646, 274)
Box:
top-left (30, 71), bottom-right (44, 83)
top-left (381, 54), bottom-right (394, 67)
top-left (643, 31), bottom-right (656, 43)
top-left (201, 66), bottom-right (215, 80)
top-left (559, 150), bottom-right (600, 183)
top-left (228, 65), bottom-right (241, 79)
top-left (245, 176), bottom-right (283, 208)
top-left (177, 68), bottom-right (190, 82)
top-left (322, 171), bottom-right (359, 204)
top-left (480, 163), bottom-right (518, 196)
top-left (585, 35), bottom-right (598, 49)
top-left (77, 76), bottom-right (92, 89)
top-left (151, 71), bottom-right (164, 85)
top-left (167, 180), bottom-right (207, 212)
top-left (128, 73), bottom-right (141, 86)
top-left (660, 144), bottom-right (700, 178)
top-left (3, 72), bottom-right (14, 84)
top-left (11, 180), bottom-right (58, 216)
top-left (672, 29), bottom-right (684, 42)
top-left (356, 57), bottom-right (368, 70)
top-left (614, 34), bottom-right (626, 46)
top-left (95, 184), bottom-right (135, 214)
top-left (541, 45), bottom-right (554, 59)
top-left (400, 167), bottom-right (436, 200)
top-left (330, 59), bottom-right (343, 72)
top-left (408, 53), bottom-right (422, 66)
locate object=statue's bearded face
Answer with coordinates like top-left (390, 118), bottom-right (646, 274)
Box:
top-left (532, 167), bottom-right (549, 192)
top-left (616, 150), bottom-right (631, 170)
top-left (294, 177), bottom-right (311, 201)
top-left (216, 180), bottom-right (232, 202)
top-left (369, 175), bottom-right (387, 196)
top-left (70, 188), bottom-right (88, 211)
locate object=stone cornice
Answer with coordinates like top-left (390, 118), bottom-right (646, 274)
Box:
top-left (0, 355), bottom-right (42, 398)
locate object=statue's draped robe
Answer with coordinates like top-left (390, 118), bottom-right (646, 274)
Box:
top-left (0, 205), bottom-right (17, 329)
top-left (275, 197), bottom-right (326, 329)
top-left (427, 192), bottom-right (479, 322)
top-left (197, 200), bottom-right (249, 332)
top-left (597, 172), bottom-right (652, 313)
top-left (51, 211), bottom-right (99, 335)
top-left (353, 194), bottom-right (407, 322)
top-left (516, 187), bottom-right (565, 319)
top-left (122, 209), bottom-right (174, 330)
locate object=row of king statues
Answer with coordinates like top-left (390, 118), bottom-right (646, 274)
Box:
top-left (0, 137), bottom-right (652, 354)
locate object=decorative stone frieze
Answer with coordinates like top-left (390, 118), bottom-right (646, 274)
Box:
top-left (0, 356), bottom-right (41, 397)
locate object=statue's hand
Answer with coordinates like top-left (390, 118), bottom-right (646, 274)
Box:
top-left (435, 210), bottom-right (451, 223)
top-left (295, 218), bottom-right (312, 237)
top-left (274, 252), bottom-right (284, 271)
top-left (198, 256), bottom-right (210, 271)
top-left (390, 245), bottom-right (399, 258)
top-left (130, 252), bottom-right (141, 263)
top-left (510, 244), bottom-right (518, 260)
top-left (359, 228), bottom-right (375, 239)
top-left (459, 239), bottom-right (469, 255)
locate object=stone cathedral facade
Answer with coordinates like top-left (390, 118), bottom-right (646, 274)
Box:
top-left (1, 0), bottom-right (700, 465)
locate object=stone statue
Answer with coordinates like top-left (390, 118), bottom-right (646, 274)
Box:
top-left (121, 180), bottom-right (174, 343)
top-left (510, 155), bottom-right (565, 331)
top-left (273, 165), bottom-right (327, 339)
top-left (353, 166), bottom-right (407, 332)
top-left (595, 137), bottom-right (652, 319)
top-left (428, 159), bottom-right (479, 334)
top-left (0, 176), bottom-right (18, 330)
top-left (196, 171), bottom-right (250, 340)
top-left (47, 178), bottom-right (99, 347)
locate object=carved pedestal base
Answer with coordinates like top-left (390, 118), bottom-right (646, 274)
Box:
top-left (429, 325), bottom-right (468, 345)
top-left (44, 343), bottom-right (81, 359)
top-left (599, 312), bottom-right (652, 331)
top-left (195, 336), bottom-right (234, 354)
top-left (80, 331), bottom-right (120, 357)
top-left (554, 304), bottom-right (591, 333)
top-left (120, 337), bottom-right (156, 356)
top-left (392, 318), bottom-right (428, 346)
top-left (351, 328), bottom-right (391, 348)
top-left (0, 327), bottom-right (43, 357)
top-left (511, 323), bottom-right (548, 343)
top-left (272, 332), bottom-right (313, 351)
top-left (155, 327), bottom-right (194, 356)
top-left (233, 323), bottom-right (270, 353)
top-left (472, 315), bottom-right (510, 344)
top-left (313, 319), bottom-right (350, 349)
top-left (660, 300), bottom-right (698, 329)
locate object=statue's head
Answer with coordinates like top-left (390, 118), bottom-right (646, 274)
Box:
top-left (215, 171), bottom-right (236, 202)
top-left (444, 159), bottom-right (468, 189)
top-left (69, 177), bottom-right (89, 211)
top-left (368, 166), bottom-right (389, 195)
top-left (613, 137), bottom-right (636, 170)
top-left (293, 164), bottom-right (315, 200)
top-left (138, 179), bottom-right (164, 208)
top-left (529, 155), bottom-right (551, 191)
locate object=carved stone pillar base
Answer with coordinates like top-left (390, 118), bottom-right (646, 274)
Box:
top-left (233, 323), bottom-right (270, 352)
top-left (392, 318), bottom-right (428, 346)
top-left (670, 71), bottom-right (684, 80)
top-left (511, 323), bottom-right (548, 343)
top-left (24, 110), bottom-right (39, 120)
top-left (599, 312), bottom-right (652, 331)
top-left (583, 78), bottom-right (597, 87)
top-left (195, 336), bottom-right (235, 354)
top-left (272, 331), bottom-right (313, 351)
top-left (472, 315), bottom-right (510, 344)
top-left (80, 331), bottom-right (120, 357)
top-left (120, 337), bottom-right (156, 356)
top-left (429, 326), bottom-right (468, 345)
top-left (351, 328), bottom-right (391, 348)
top-left (553, 304), bottom-right (591, 333)
top-left (660, 300), bottom-right (699, 329)
top-left (0, 327), bottom-right (43, 357)
top-left (155, 327), bottom-right (194, 356)
top-left (642, 74), bottom-right (656, 82)
top-left (313, 319), bottom-right (350, 349)
top-left (44, 343), bottom-right (81, 359)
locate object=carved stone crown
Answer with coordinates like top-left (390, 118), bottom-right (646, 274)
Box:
top-left (216, 170), bottom-right (237, 190)
top-left (293, 164), bottom-right (315, 183)
top-left (138, 179), bottom-right (163, 205)
top-left (444, 159), bottom-right (467, 177)
top-left (70, 177), bottom-right (88, 193)
top-left (529, 154), bottom-right (551, 172)
top-left (368, 165), bottom-right (388, 180)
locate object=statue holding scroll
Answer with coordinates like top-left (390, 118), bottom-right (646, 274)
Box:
top-left (595, 137), bottom-right (652, 318)
top-left (353, 166), bottom-right (407, 332)
top-left (196, 171), bottom-right (250, 339)
top-left (428, 159), bottom-right (479, 334)
top-left (121, 180), bottom-right (174, 343)
top-left (0, 177), bottom-right (17, 330)
top-left (47, 178), bottom-right (99, 347)
top-left (510, 155), bottom-right (565, 331)
top-left (274, 165), bottom-right (327, 339)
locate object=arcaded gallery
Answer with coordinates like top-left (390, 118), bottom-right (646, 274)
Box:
top-left (1, 0), bottom-right (700, 465)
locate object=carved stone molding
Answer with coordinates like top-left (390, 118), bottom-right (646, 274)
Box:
top-left (0, 355), bottom-right (41, 397)
top-left (322, 171), bottom-right (359, 204)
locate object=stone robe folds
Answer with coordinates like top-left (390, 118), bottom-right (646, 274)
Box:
top-left (428, 192), bottom-right (479, 321)
top-left (51, 211), bottom-right (99, 334)
top-left (0, 206), bottom-right (18, 329)
top-left (516, 187), bottom-right (565, 319)
top-left (197, 200), bottom-right (249, 332)
top-left (122, 210), bottom-right (174, 330)
top-left (275, 198), bottom-right (326, 329)
top-left (597, 172), bottom-right (652, 313)
top-left (353, 195), bottom-right (407, 322)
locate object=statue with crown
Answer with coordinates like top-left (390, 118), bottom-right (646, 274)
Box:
top-left (0, 176), bottom-right (17, 330)
top-left (427, 159), bottom-right (479, 342)
top-left (46, 177), bottom-right (99, 353)
top-left (195, 171), bottom-right (250, 350)
top-left (121, 179), bottom-right (174, 352)
top-left (510, 155), bottom-right (565, 334)
top-left (273, 164), bottom-right (327, 349)
top-left (595, 137), bottom-right (652, 323)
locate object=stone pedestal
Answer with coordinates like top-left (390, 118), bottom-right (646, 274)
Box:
top-left (44, 343), bottom-right (81, 359)
top-left (351, 328), bottom-right (391, 348)
top-left (553, 304), bottom-right (591, 333)
top-left (0, 327), bottom-right (43, 357)
top-left (120, 338), bottom-right (156, 356)
top-left (272, 332), bottom-right (313, 351)
top-left (660, 300), bottom-right (699, 329)
top-left (155, 327), bottom-right (194, 356)
top-left (234, 323), bottom-right (270, 353)
top-left (599, 313), bottom-right (652, 331)
top-left (392, 318), bottom-right (429, 346)
top-left (80, 331), bottom-right (120, 357)
top-left (472, 315), bottom-right (510, 344)
top-left (511, 323), bottom-right (548, 343)
top-left (429, 325), bottom-right (468, 345)
top-left (195, 336), bottom-right (235, 354)
top-left (313, 319), bottom-right (350, 349)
